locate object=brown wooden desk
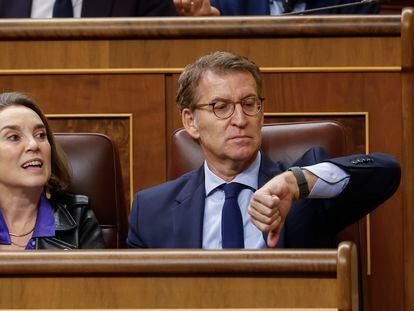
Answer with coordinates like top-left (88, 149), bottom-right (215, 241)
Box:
top-left (0, 11), bottom-right (412, 311)
top-left (0, 242), bottom-right (357, 311)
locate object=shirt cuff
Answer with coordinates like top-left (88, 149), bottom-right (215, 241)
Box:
top-left (303, 162), bottom-right (350, 198)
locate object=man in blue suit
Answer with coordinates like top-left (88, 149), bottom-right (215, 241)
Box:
top-left (174, 0), bottom-right (378, 15)
top-left (211, 0), bottom-right (379, 14)
top-left (127, 51), bottom-right (400, 249)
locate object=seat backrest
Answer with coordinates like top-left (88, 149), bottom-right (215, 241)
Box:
top-left (169, 121), bottom-right (348, 179)
top-left (55, 133), bottom-right (127, 249)
top-left (169, 120), bottom-right (358, 246)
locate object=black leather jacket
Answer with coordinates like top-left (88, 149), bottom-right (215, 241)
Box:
top-left (35, 193), bottom-right (105, 249)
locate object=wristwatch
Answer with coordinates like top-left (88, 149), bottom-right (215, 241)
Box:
top-left (287, 166), bottom-right (309, 200)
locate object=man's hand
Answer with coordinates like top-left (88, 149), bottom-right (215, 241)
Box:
top-left (248, 169), bottom-right (316, 247)
top-left (173, 0), bottom-right (220, 16)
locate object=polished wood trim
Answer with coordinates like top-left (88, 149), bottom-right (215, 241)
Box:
top-left (0, 16), bottom-right (400, 39)
top-left (130, 114), bottom-right (134, 206)
top-left (265, 112), bottom-right (368, 117)
top-left (0, 242), bottom-right (357, 309)
top-left (0, 69), bottom-right (185, 75)
top-left (0, 309), bottom-right (339, 311)
top-left (365, 112), bottom-right (370, 153)
top-left (0, 248), bottom-right (338, 275)
top-left (337, 242), bottom-right (359, 311)
top-left (47, 113), bottom-right (132, 118)
top-left (401, 7), bottom-right (414, 311)
top-left (0, 67), bottom-right (401, 75)
top-left (364, 113), bottom-right (371, 276)
top-left (260, 67), bottom-right (401, 73)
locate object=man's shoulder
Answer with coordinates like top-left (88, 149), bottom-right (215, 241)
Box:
top-left (135, 168), bottom-right (203, 201)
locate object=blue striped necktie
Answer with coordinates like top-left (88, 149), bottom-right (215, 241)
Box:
top-left (221, 182), bottom-right (246, 249)
top-left (53, 0), bottom-right (74, 17)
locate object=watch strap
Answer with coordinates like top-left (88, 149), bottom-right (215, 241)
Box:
top-left (288, 166), bottom-right (309, 200)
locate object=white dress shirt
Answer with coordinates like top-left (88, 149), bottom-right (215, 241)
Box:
top-left (202, 151), bottom-right (350, 249)
top-left (31, 0), bottom-right (83, 18)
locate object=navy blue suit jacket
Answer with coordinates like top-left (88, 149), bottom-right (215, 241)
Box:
top-left (210, 0), bottom-right (379, 15)
top-left (0, 0), bottom-right (177, 17)
top-left (127, 147), bottom-right (400, 249)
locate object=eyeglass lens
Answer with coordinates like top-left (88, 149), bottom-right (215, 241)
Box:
top-left (213, 96), bottom-right (262, 119)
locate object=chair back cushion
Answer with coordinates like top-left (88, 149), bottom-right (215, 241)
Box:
top-left (169, 121), bottom-right (348, 179)
top-left (55, 133), bottom-right (127, 248)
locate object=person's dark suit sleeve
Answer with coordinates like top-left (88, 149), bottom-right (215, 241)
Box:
top-left (137, 0), bottom-right (178, 16)
top-left (127, 193), bottom-right (148, 248)
top-left (337, 0), bottom-right (379, 14)
top-left (295, 147), bottom-right (401, 232)
top-left (282, 147), bottom-right (400, 248)
top-left (211, 0), bottom-right (379, 15)
top-left (307, 0), bottom-right (379, 14)
top-left (0, 0), bottom-right (32, 18)
top-left (87, 0), bottom-right (178, 17)
top-left (323, 152), bottom-right (401, 232)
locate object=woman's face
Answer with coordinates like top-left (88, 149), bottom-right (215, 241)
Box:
top-left (0, 105), bottom-right (51, 193)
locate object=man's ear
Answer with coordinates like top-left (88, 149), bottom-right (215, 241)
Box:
top-left (182, 108), bottom-right (200, 139)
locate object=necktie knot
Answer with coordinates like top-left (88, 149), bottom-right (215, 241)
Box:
top-left (222, 182), bottom-right (246, 199)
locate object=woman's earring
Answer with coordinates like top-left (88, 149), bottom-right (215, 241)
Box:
top-left (45, 187), bottom-right (51, 200)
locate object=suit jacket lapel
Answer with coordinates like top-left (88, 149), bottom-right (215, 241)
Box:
top-left (258, 152), bottom-right (283, 188)
top-left (172, 167), bottom-right (206, 248)
top-left (81, 0), bottom-right (113, 17)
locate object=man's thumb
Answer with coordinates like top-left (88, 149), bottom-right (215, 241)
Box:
top-left (267, 230), bottom-right (280, 248)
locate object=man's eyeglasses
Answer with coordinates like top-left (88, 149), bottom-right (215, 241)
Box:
top-left (195, 96), bottom-right (264, 119)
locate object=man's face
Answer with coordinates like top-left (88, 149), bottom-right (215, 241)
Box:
top-left (182, 70), bottom-right (263, 175)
